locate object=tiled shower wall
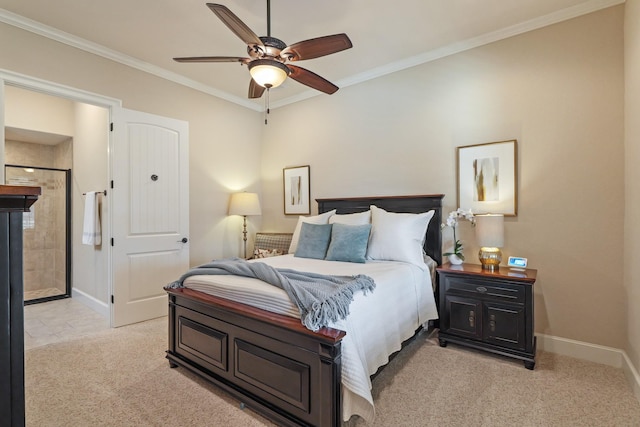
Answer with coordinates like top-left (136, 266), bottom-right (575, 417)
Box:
top-left (5, 139), bottom-right (72, 295)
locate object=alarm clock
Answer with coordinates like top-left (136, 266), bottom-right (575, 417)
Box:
top-left (508, 256), bottom-right (528, 269)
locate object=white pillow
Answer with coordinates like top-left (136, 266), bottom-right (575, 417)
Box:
top-left (366, 205), bottom-right (435, 267)
top-left (288, 210), bottom-right (336, 254)
top-left (329, 210), bottom-right (371, 225)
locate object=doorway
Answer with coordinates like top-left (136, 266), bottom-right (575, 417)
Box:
top-left (2, 79), bottom-right (114, 320)
top-left (1, 71), bottom-right (190, 328)
top-left (5, 164), bottom-right (72, 304)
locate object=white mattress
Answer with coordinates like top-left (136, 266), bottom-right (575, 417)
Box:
top-left (183, 254), bottom-right (439, 422)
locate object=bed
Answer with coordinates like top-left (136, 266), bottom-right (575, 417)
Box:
top-left (165, 194), bottom-right (443, 426)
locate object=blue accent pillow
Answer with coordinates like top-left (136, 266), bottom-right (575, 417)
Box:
top-left (294, 222), bottom-right (333, 259)
top-left (325, 223), bottom-right (372, 263)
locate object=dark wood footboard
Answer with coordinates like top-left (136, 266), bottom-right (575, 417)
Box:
top-left (166, 287), bottom-right (346, 427)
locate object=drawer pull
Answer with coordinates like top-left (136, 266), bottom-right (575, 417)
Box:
top-left (476, 286), bottom-right (488, 293)
top-left (469, 310), bottom-right (475, 328)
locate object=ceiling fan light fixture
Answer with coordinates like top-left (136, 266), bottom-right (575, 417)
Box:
top-left (248, 59), bottom-right (289, 88)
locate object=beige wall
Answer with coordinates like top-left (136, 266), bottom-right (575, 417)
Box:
top-left (4, 85), bottom-right (75, 136)
top-left (71, 102), bottom-right (110, 302)
top-left (625, 0), bottom-right (640, 377)
top-left (262, 7), bottom-right (626, 348)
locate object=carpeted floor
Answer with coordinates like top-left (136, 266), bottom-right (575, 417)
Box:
top-left (25, 317), bottom-right (640, 426)
top-left (353, 331), bottom-right (640, 427)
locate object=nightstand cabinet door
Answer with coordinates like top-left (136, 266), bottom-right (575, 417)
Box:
top-left (444, 295), bottom-right (482, 339)
top-left (483, 302), bottom-right (525, 350)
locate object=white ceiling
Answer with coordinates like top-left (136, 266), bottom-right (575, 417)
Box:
top-left (0, 0), bottom-right (623, 111)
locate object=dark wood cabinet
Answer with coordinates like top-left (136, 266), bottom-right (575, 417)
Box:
top-left (1, 185), bottom-right (40, 427)
top-left (437, 263), bottom-right (537, 369)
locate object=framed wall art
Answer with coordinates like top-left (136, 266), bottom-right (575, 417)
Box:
top-left (456, 139), bottom-right (517, 216)
top-left (283, 165), bottom-right (310, 215)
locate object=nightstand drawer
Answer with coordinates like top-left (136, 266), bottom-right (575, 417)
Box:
top-left (442, 276), bottom-right (525, 303)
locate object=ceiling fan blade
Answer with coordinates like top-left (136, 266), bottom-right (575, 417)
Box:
top-left (288, 65), bottom-right (339, 95)
top-left (248, 79), bottom-right (266, 99)
top-left (207, 3), bottom-right (263, 47)
top-left (173, 56), bottom-right (250, 63)
top-left (280, 34), bottom-right (352, 62)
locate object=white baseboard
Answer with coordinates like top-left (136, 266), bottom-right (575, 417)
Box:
top-left (537, 333), bottom-right (624, 367)
top-left (621, 351), bottom-right (640, 403)
top-left (538, 333), bottom-right (640, 403)
top-left (71, 288), bottom-right (109, 318)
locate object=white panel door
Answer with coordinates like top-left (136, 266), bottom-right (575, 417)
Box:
top-left (111, 108), bottom-right (189, 327)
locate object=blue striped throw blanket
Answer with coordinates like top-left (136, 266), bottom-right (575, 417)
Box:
top-left (167, 258), bottom-right (375, 331)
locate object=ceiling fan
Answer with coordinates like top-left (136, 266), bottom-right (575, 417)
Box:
top-left (173, 1), bottom-right (353, 100)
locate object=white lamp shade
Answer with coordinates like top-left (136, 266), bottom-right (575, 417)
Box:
top-left (228, 192), bottom-right (262, 216)
top-left (249, 60), bottom-right (289, 88)
top-left (475, 214), bottom-right (504, 247)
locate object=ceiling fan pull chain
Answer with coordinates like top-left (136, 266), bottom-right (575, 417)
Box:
top-left (264, 88), bottom-right (270, 125)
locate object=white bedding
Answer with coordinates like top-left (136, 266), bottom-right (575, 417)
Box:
top-left (183, 254), bottom-right (439, 422)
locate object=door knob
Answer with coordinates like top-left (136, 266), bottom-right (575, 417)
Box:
top-left (178, 237), bottom-right (188, 243)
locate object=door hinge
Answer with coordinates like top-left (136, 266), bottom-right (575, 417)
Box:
top-left (110, 122), bottom-right (114, 131)
top-left (111, 295), bottom-right (114, 304)
top-left (111, 238), bottom-right (114, 246)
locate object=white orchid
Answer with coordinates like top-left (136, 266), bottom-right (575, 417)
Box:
top-left (442, 208), bottom-right (475, 260)
top-left (446, 208), bottom-right (475, 226)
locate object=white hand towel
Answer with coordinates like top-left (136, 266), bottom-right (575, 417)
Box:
top-left (82, 191), bottom-right (102, 245)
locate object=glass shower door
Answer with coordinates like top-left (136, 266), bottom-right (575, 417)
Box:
top-left (4, 165), bottom-right (71, 304)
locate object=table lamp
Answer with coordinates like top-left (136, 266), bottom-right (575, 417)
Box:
top-left (228, 192), bottom-right (262, 259)
top-left (475, 214), bottom-right (504, 271)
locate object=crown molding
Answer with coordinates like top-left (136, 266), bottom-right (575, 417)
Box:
top-left (1, 0), bottom-right (624, 112)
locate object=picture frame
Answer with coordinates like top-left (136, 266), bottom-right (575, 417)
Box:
top-left (456, 139), bottom-right (517, 216)
top-left (283, 165), bottom-right (310, 215)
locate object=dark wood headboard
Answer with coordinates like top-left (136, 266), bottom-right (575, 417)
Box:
top-left (316, 194), bottom-right (444, 266)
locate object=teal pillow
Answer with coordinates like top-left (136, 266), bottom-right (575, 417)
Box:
top-left (325, 223), bottom-right (372, 263)
top-left (294, 223), bottom-right (333, 259)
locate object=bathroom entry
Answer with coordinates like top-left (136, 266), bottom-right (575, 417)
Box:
top-left (5, 164), bottom-right (72, 304)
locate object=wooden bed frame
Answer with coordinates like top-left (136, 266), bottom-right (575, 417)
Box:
top-left (165, 194), bottom-right (443, 427)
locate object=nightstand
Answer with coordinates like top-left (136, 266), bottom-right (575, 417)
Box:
top-left (436, 263), bottom-right (537, 369)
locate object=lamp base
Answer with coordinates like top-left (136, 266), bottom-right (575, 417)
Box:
top-left (479, 247), bottom-right (502, 272)
top-left (242, 215), bottom-right (248, 259)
